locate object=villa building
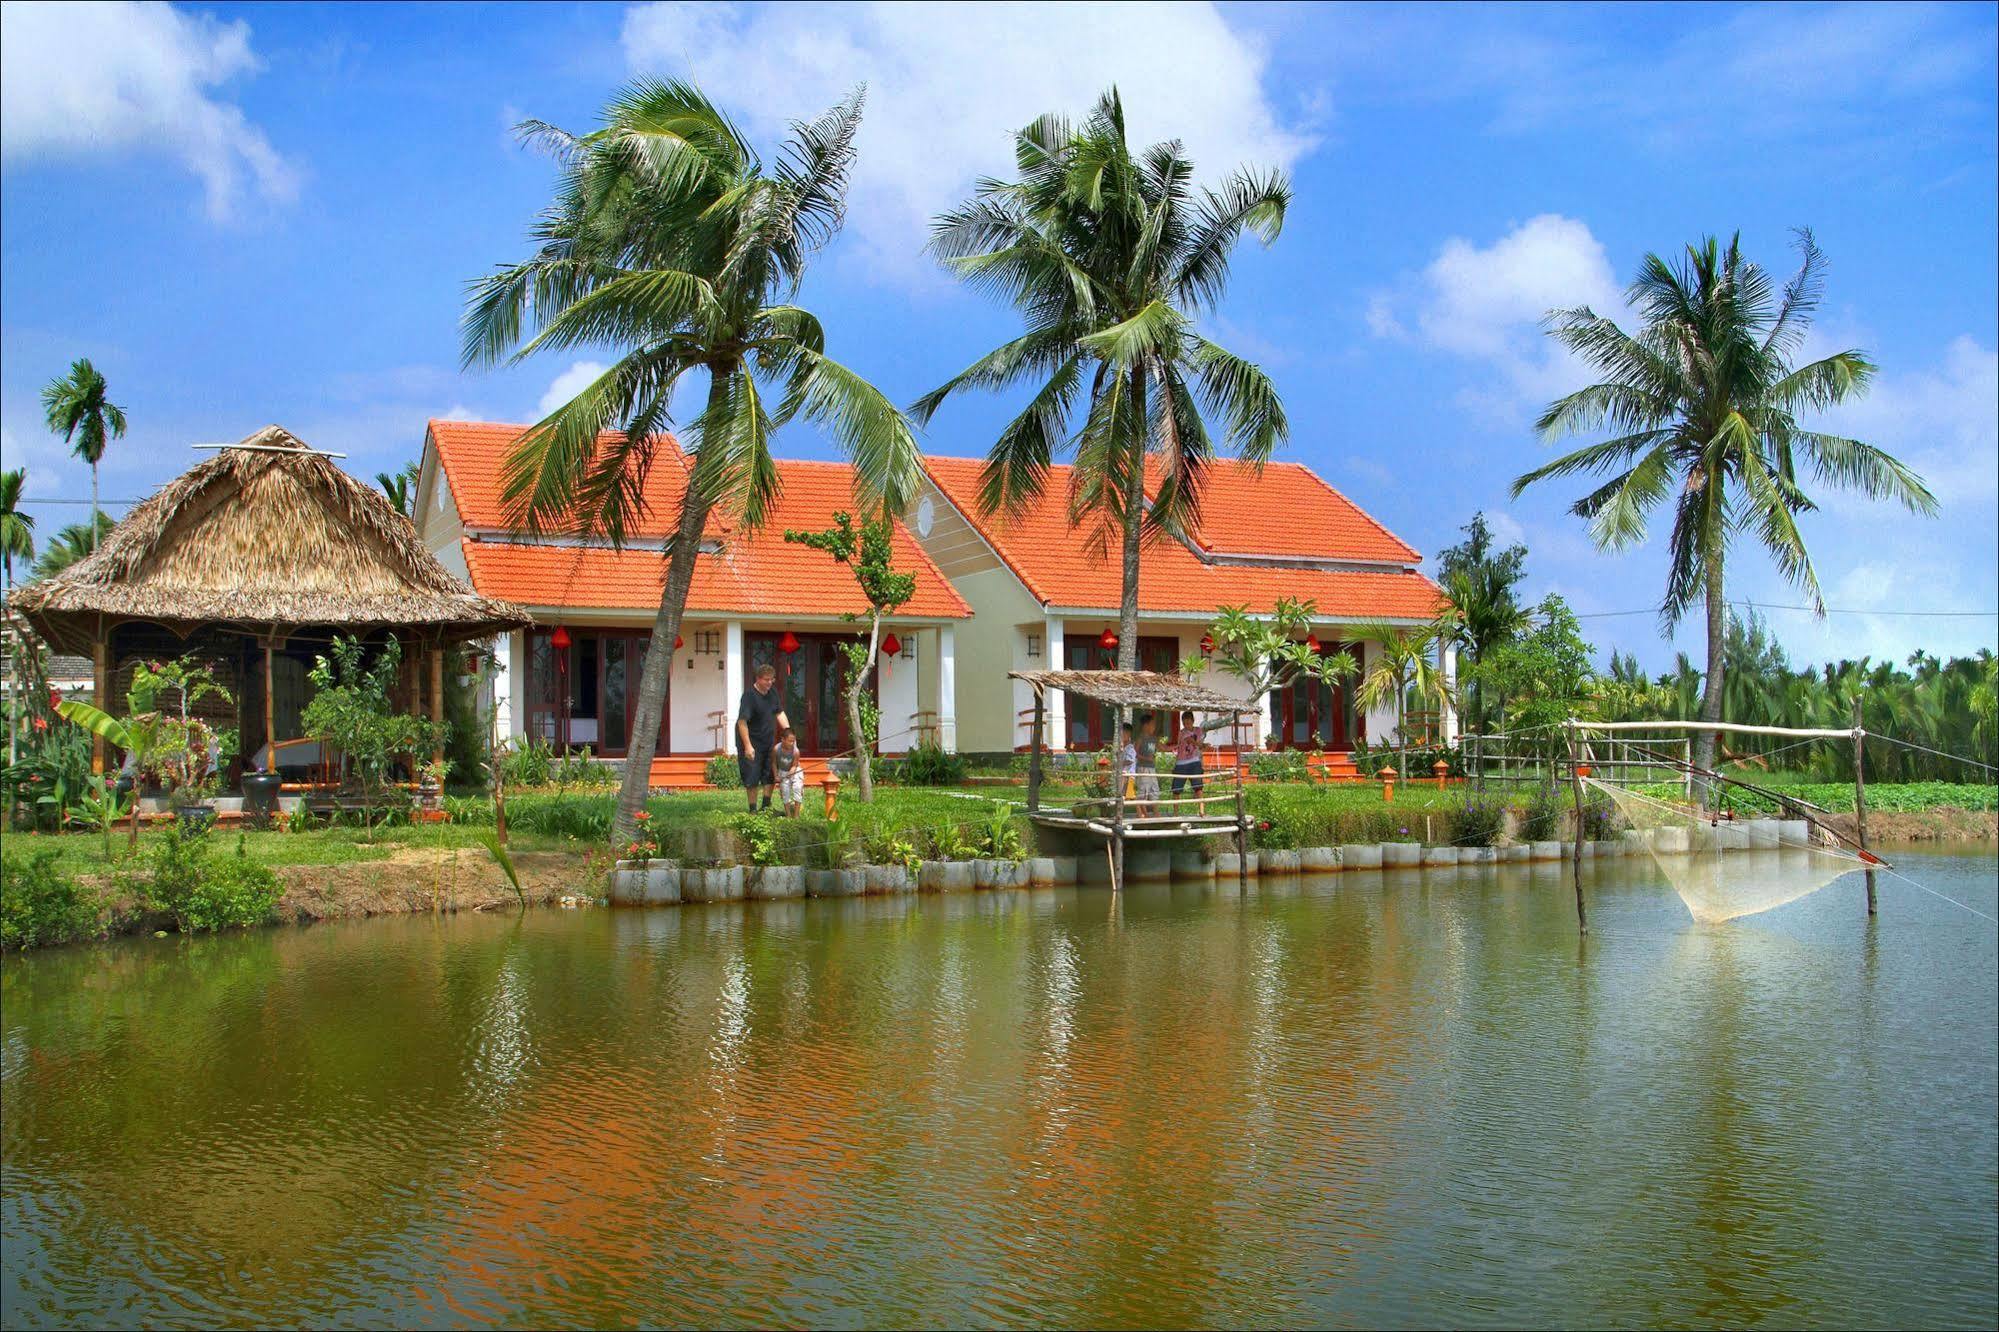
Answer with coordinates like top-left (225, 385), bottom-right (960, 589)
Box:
top-left (417, 421), bottom-right (1451, 787)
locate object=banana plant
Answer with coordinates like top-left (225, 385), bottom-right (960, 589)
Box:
top-left (55, 697), bottom-right (162, 852)
top-left (75, 773), bottom-right (130, 862)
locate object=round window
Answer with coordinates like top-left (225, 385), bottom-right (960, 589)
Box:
top-left (915, 496), bottom-right (935, 538)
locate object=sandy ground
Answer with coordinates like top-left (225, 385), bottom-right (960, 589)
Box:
top-left (1821, 807), bottom-right (1997, 844)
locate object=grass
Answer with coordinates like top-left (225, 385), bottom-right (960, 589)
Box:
top-left (11, 777), bottom-right (1985, 878)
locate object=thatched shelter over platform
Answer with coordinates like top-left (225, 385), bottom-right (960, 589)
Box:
top-left (12, 426), bottom-right (531, 778)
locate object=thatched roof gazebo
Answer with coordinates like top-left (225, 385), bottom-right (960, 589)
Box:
top-left (12, 425), bottom-right (531, 779)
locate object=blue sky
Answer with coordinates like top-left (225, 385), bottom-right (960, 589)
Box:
top-left (3, 1), bottom-right (1994, 670)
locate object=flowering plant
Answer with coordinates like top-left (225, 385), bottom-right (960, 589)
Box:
top-left (623, 810), bottom-right (661, 861)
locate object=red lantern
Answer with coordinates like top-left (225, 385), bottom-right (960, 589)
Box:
top-left (674, 634), bottom-right (684, 650)
top-left (550, 625), bottom-right (572, 651)
top-left (880, 632), bottom-right (901, 659)
top-left (1305, 632), bottom-right (1323, 654)
top-left (1199, 632), bottom-right (1216, 654)
top-left (778, 630), bottom-right (800, 654)
top-left (1098, 628), bottom-right (1118, 651)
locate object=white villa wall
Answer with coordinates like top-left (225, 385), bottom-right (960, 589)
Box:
top-left (876, 643), bottom-right (921, 753)
top-left (948, 565), bottom-right (1044, 754)
top-left (667, 627), bottom-right (730, 752)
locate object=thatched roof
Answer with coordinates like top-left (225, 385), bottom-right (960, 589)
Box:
top-left (1009, 669), bottom-right (1255, 714)
top-left (12, 425), bottom-right (531, 654)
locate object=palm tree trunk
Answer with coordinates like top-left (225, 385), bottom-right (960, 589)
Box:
top-left (611, 374), bottom-right (726, 845)
top-left (1693, 552), bottom-right (1727, 784)
top-left (1116, 366), bottom-right (1146, 674)
top-left (91, 463), bottom-right (99, 536)
top-left (849, 614), bottom-right (880, 803)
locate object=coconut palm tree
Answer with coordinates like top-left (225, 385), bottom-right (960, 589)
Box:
top-left (30, 513), bottom-right (114, 581)
top-left (377, 462), bottom-right (419, 516)
top-left (914, 89), bottom-right (1289, 674)
top-left (464, 80), bottom-right (921, 842)
top-left (1512, 230), bottom-right (1936, 775)
top-left (40, 358), bottom-right (126, 527)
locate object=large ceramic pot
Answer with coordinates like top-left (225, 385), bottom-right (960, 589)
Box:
top-left (172, 797), bottom-right (216, 834)
top-left (242, 771), bottom-right (283, 826)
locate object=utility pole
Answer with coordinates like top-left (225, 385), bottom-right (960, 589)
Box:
top-left (1853, 696), bottom-right (1875, 916)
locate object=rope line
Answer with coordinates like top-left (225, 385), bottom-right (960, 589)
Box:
top-left (1866, 733), bottom-right (1999, 776)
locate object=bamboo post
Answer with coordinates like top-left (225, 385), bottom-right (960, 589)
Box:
top-left (1233, 759), bottom-right (1249, 894)
top-left (263, 637), bottom-right (276, 769)
top-left (1853, 696), bottom-right (1875, 916)
top-left (91, 628), bottom-right (109, 776)
top-left (430, 645), bottom-right (446, 766)
top-left (1027, 690), bottom-right (1045, 813)
top-left (1109, 705), bottom-right (1126, 893)
top-left (1566, 722), bottom-right (1588, 935)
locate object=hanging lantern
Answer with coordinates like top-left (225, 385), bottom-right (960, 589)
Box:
top-left (1305, 632), bottom-right (1323, 654)
top-left (880, 632), bottom-right (901, 659)
top-left (1199, 632), bottom-right (1216, 655)
top-left (1098, 628), bottom-right (1119, 651)
top-left (550, 626), bottom-right (572, 651)
top-left (674, 634), bottom-right (684, 650)
top-left (778, 630), bottom-right (801, 654)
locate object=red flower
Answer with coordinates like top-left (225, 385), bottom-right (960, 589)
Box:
top-left (633, 809), bottom-right (651, 821)
top-left (48, 689), bottom-right (61, 711)
top-left (1258, 820), bottom-right (1272, 832)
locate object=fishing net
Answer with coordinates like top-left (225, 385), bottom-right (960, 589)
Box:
top-left (1585, 777), bottom-right (1870, 924)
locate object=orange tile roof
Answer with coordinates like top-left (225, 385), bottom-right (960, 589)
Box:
top-left (455, 456), bottom-right (969, 620)
top-left (923, 456), bottom-right (1442, 620)
top-left (428, 419), bottom-right (722, 537)
top-left (1177, 460), bottom-right (1420, 563)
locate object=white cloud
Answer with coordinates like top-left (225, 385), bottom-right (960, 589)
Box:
top-left (538, 361), bottom-right (609, 417)
top-left (438, 404), bottom-right (481, 422)
top-left (0, 1), bottom-right (298, 220)
top-left (1372, 214), bottom-right (1625, 422)
top-left (620, 1), bottom-right (1316, 279)
top-left (1817, 335), bottom-right (1998, 506)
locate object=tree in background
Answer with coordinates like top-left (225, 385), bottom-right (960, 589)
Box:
top-left (783, 511), bottom-right (915, 803)
top-left (0, 468), bottom-right (34, 762)
top-left (300, 636), bottom-right (442, 834)
top-left (916, 89), bottom-right (1290, 676)
top-left (40, 358), bottom-right (126, 532)
top-left (377, 462), bottom-right (420, 516)
top-left (465, 80), bottom-right (921, 844)
top-left (30, 513), bottom-right (115, 581)
top-left (1512, 230), bottom-right (1936, 778)
top-left (1467, 595), bottom-right (1596, 766)
top-left (1435, 512), bottom-right (1528, 735)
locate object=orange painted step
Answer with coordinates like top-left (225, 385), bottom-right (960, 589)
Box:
top-left (647, 753), bottom-right (840, 791)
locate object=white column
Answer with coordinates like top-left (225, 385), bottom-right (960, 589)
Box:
top-left (938, 624), bottom-right (957, 753)
top-left (493, 631), bottom-right (515, 738)
top-left (723, 620), bottom-right (744, 745)
top-left (1044, 616), bottom-right (1066, 750)
top-left (1441, 643), bottom-right (1459, 745)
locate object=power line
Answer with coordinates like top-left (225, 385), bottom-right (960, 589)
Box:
top-left (1576, 600), bottom-right (1998, 620)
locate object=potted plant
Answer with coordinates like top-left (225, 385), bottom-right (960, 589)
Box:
top-left (242, 763), bottom-right (283, 828)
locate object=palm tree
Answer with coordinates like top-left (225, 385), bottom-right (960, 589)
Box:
top-left (465, 80), bottom-right (921, 842)
top-left (29, 512), bottom-right (115, 582)
top-left (915, 90), bottom-right (1289, 675)
top-left (40, 359), bottom-right (126, 527)
top-left (1, 467), bottom-right (35, 763)
top-left (1352, 619), bottom-right (1451, 778)
top-left (377, 462), bottom-right (419, 516)
top-left (1512, 231), bottom-right (1936, 775)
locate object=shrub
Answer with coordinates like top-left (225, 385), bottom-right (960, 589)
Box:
top-left (705, 754), bottom-right (742, 789)
top-left (731, 812), bottom-right (783, 867)
top-left (144, 828), bottom-right (282, 934)
top-left (899, 743), bottom-right (966, 787)
top-left (1, 850), bottom-right (106, 950)
top-left (1248, 749), bottom-right (1311, 784)
top-left (1448, 791), bottom-right (1508, 847)
top-left (980, 804), bottom-right (1026, 859)
top-left (500, 736), bottom-right (554, 788)
top-left (1520, 784), bottom-right (1564, 841)
top-left (553, 746), bottom-right (617, 788)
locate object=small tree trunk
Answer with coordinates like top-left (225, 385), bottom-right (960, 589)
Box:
top-left (850, 614), bottom-right (880, 803)
top-left (1692, 551), bottom-right (1727, 791)
top-left (612, 371), bottom-right (727, 845)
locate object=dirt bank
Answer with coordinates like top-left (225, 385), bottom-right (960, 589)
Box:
top-left (273, 847), bottom-right (601, 920)
top-left (1821, 807), bottom-right (1998, 843)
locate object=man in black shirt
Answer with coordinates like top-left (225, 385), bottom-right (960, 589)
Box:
top-left (735, 663), bottom-right (790, 811)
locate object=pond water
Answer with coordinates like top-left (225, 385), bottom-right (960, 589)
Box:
top-left (3, 849), bottom-right (1995, 1329)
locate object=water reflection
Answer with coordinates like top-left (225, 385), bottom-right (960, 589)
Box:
top-left (3, 852), bottom-right (1994, 1329)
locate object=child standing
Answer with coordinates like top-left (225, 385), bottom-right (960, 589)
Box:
top-left (1171, 720), bottom-right (1205, 797)
top-left (774, 728), bottom-right (805, 818)
top-left (1133, 714), bottom-right (1160, 818)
